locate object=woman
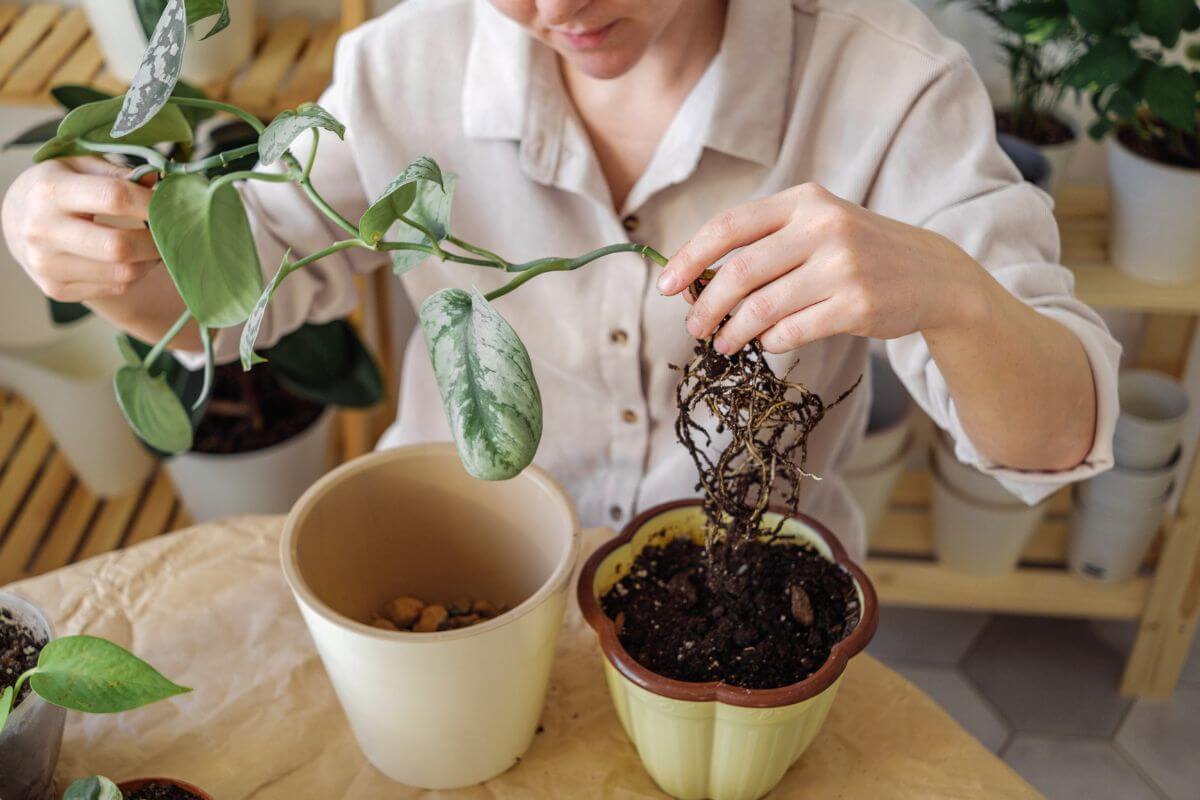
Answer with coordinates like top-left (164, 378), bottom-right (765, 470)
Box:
top-left (1, 0), bottom-right (1118, 558)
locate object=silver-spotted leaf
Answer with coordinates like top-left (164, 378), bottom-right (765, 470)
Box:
top-left (29, 635), bottom-right (190, 713)
top-left (419, 287), bottom-right (541, 480)
top-left (34, 96), bottom-right (192, 162)
top-left (239, 250), bottom-right (292, 369)
top-left (112, 0), bottom-right (187, 139)
top-left (359, 156), bottom-right (444, 244)
top-left (149, 173), bottom-right (263, 327)
top-left (392, 173), bottom-right (456, 276)
top-left (114, 364), bottom-right (194, 454)
top-left (63, 776), bottom-right (123, 800)
top-left (258, 103), bottom-right (345, 165)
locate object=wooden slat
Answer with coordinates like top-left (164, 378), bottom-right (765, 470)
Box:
top-left (123, 470), bottom-right (177, 546)
top-left (203, 17), bottom-right (269, 102)
top-left (0, 452), bottom-right (71, 583)
top-left (0, 6), bottom-right (22, 37)
top-left (0, 5), bottom-right (61, 84)
top-left (74, 484), bottom-right (143, 561)
top-left (2, 7), bottom-right (87, 96)
top-left (867, 557), bottom-right (1150, 620)
top-left (0, 397), bottom-right (34, 470)
top-left (227, 18), bottom-right (310, 112)
top-left (45, 33), bottom-right (103, 93)
top-left (28, 481), bottom-right (98, 576)
top-left (0, 423), bottom-right (52, 534)
top-left (275, 19), bottom-right (338, 109)
top-left (166, 502), bottom-right (191, 534)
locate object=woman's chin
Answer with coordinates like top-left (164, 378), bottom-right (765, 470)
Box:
top-left (558, 48), bottom-right (643, 80)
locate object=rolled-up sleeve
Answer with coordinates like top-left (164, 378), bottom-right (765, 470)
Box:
top-left (869, 57), bottom-right (1121, 505)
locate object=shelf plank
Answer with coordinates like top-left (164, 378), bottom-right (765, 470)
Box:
top-left (0, 4), bottom-right (60, 85)
top-left (123, 470), bottom-right (177, 546)
top-left (74, 483), bottom-right (143, 561)
top-left (276, 19), bottom-right (338, 110)
top-left (866, 557), bottom-right (1150, 619)
top-left (0, 451), bottom-right (71, 583)
top-left (0, 396), bottom-right (34, 470)
top-left (2, 7), bottom-right (87, 96)
top-left (29, 481), bottom-right (98, 576)
top-left (0, 423), bottom-right (52, 534)
top-left (227, 17), bottom-right (310, 113)
top-left (47, 34), bottom-right (103, 91)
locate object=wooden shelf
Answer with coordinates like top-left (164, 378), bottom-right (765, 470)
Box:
top-left (0, 4), bottom-right (340, 118)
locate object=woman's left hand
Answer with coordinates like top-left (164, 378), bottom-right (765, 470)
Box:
top-left (657, 183), bottom-right (989, 354)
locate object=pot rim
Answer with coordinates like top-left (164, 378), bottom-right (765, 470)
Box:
top-left (118, 777), bottom-right (213, 800)
top-left (929, 456), bottom-right (1045, 512)
top-left (171, 405), bottom-right (334, 464)
top-left (280, 443), bottom-right (581, 643)
top-left (0, 590), bottom-right (55, 716)
top-left (1108, 134), bottom-right (1200, 176)
top-left (577, 499), bottom-right (878, 708)
top-left (994, 106), bottom-right (1080, 146)
top-left (844, 431), bottom-right (914, 478)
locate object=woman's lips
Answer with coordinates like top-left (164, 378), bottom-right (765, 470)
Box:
top-left (554, 20), bottom-right (618, 51)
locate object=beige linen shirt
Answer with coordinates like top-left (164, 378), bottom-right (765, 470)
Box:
top-left (220, 0), bottom-right (1121, 559)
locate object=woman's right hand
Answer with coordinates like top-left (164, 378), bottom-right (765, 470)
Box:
top-left (2, 156), bottom-right (162, 303)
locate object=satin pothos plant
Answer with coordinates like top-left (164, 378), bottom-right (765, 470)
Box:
top-left (34, 0), bottom-right (679, 481)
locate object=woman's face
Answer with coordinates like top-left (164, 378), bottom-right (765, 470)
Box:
top-left (488, 0), bottom-right (691, 79)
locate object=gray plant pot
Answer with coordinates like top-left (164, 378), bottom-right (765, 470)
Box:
top-left (0, 591), bottom-right (64, 800)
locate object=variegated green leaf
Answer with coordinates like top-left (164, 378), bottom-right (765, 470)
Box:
top-left (419, 287), bottom-right (541, 480)
top-left (392, 174), bottom-right (456, 276)
top-left (258, 103), bottom-right (345, 165)
top-left (30, 635), bottom-right (191, 713)
top-left (239, 250), bottom-right (291, 369)
top-left (63, 776), bottom-right (123, 800)
top-left (114, 364), bottom-right (194, 454)
top-left (359, 156), bottom-right (444, 244)
top-left (112, 0), bottom-right (187, 139)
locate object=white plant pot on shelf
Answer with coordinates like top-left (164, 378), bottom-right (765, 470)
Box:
top-left (80, 0), bottom-right (257, 85)
top-left (1068, 488), bottom-right (1166, 584)
top-left (0, 316), bottom-right (155, 497)
top-left (1038, 135), bottom-right (1078, 199)
top-left (845, 434), bottom-right (912, 542)
top-left (931, 462), bottom-right (1047, 575)
top-left (166, 407), bottom-right (333, 523)
top-left (1107, 137), bottom-right (1200, 286)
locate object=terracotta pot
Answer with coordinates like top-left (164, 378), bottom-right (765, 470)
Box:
top-left (118, 778), bottom-right (213, 800)
top-left (0, 592), bottom-right (65, 800)
top-left (578, 500), bottom-right (878, 800)
top-left (281, 444), bottom-right (579, 789)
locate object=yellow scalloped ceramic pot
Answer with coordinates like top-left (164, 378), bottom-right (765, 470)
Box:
top-left (578, 500), bottom-right (878, 800)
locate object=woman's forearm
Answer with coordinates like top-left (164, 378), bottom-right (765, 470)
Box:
top-left (923, 269), bottom-right (1097, 471)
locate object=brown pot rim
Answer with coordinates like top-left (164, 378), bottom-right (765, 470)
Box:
top-left (117, 778), bottom-right (213, 800)
top-left (577, 499), bottom-right (879, 708)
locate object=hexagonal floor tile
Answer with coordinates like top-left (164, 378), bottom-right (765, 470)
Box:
top-left (867, 606), bottom-right (990, 665)
top-left (891, 663), bottom-right (1010, 752)
top-left (1116, 685), bottom-right (1200, 800)
top-left (1004, 735), bottom-right (1162, 800)
top-left (962, 616), bottom-right (1131, 736)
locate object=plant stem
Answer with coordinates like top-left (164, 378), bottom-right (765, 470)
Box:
top-left (168, 96), bottom-right (265, 133)
top-left (142, 309), bottom-right (192, 369)
top-left (78, 140), bottom-right (167, 172)
top-left (485, 243), bottom-right (669, 301)
top-left (303, 128), bottom-right (319, 179)
top-left (276, 151), bottom-right (361, 239)
top-left (210, 169), bottom-right (292, 193)
top-left (445, 235), bottom-right (508, 269)
top-left (399, 214), bottom-right (445, 257)
top-left (286, 239), bottom-right (362, 273)
top-left (173, 143), bottom-right (260, 175)
top-left (376, 240), bottom-right (497, 268)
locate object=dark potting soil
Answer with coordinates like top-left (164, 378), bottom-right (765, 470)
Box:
top-left (192, 362), bottom-right (324, 454)
top-left (1117, 125), bottom-right (1200, 170)
top-left (995, 109), bottom-right (1075, 146)
top-left (0, 607), bottom-right (45, 706)
top-left (601, 536), bottom-right (860, 689)
top-left (124, 782), bottom-right (205, 800)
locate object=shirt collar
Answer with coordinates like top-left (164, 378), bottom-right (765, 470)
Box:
top-left (461, 0), bottom-right (795, 170)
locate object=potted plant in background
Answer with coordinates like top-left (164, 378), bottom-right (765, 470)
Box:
top-left (1, 590), bottom-right (188, 800)
top-left (1056, 0), bottom-right (1200, 284)
top-left (949, 0), bottom-right (1082, 196)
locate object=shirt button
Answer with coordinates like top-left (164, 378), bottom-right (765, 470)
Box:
top-left (622, 214), bottom-right (640, 233)
top-left (610, 505), bottom-right (624, 522)
top-left (610, 329), bottom-right (629, 345)
top-left (621, 409), bottom-right (638, 424)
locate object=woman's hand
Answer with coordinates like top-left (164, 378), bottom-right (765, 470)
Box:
top-left (2, 156), bottom-right (161, 303)
top-left (657, 183), bottom-right (989, 354)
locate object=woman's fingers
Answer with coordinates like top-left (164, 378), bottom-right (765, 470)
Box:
top-left (712, 262), bottom-right (834, 355)
top-left (39, 279), bottom-right (130, 303)
top-left (37, 214), bottom-right (159, 263)
top-left (683, 230), bottom-right (805, 340)
top-left (28, 250), bottom-right (158, 286)
top-left (49, 172), bottom-right (153, 219)
top-left (759, 298), bottom-right (847, 354)
top-left (658, 193), bottom-right (792, 296)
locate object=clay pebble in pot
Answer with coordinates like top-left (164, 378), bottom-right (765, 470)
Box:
top-left (0, 592), bottom-right (64, 800)
top-left (579, 501), bottom-right (878, 800)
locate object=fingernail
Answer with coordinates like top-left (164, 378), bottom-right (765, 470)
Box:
top-left (657, 271), bottom-right (677, 294)
top-left (714, 337), bottom-right (730, 355)
top-left (687, 315), bottom-right (704, 338)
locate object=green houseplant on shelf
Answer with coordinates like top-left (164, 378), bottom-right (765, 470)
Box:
top-left (1054, 0), bottom-right (1200, 284)
top-left (1, 591), bottom-right (187, 800)
top-left (9, 87), bottom-right (386, 522)
top-left (947, 0), bottom-right (1084, 195)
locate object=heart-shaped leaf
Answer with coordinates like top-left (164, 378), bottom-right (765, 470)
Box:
top-left (1138, 0), bottom-right (1194, 48)
top-left (34, 96), bottom-right (192, 162)
top-left (1144, 64), bottom-right (1199, 134)
top-left (149, 173), bottom-right (263, 327)
top-left (258, 103), bottom-right (345, 165)
top-left (50, 84), bottom-right (112, 110)
top-left (5, 118), bottom-right (62, 149)
top-left (112, 0), bottom-right (187, 139)
top-left (239, 250), bottom-right (291, 369)
top-left (392, 174), bottom-right (456, 276)
top-left (1065, 0), bottom-right (1134, 34)
top-left (114, 364), bottom-right (194, 454)
top-left (359, 156), bottom-right (444, 244)
top-left (185, 0), bottom-right (230, 39)
top-left (265, 320), bottom-right (384, 408)
top-left (63, 776), bottom-right (123, 800)
top-left (29, 635), bottom-right (190, 713)
top-left (1063, 36), bottom-right (1140, 89)
top-left (420, 287), bottom-right (541, 480)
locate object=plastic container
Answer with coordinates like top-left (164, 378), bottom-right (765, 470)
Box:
top-left (0, 591), bottom-right (66, 800)
top-left (578, 501), bottom-right (877, 800)
top-left (1114, 369), bottom-right (1189, 470)
top-left (1078, 445), bottom-right (1179, 508)
top-left (845, 434), bottom-right (912, 541)
top-left (931, 463), bottom-right (1047, 575)
top-left (1068, 489), bottom-right (1166, 583)
top-left (281, 444), bottom-right (579, 789)
top-left (931, 430), bottom-right (1020, 505)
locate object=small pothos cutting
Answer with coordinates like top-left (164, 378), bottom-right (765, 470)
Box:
top-left (30, 0), bottom-right (700, 481)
